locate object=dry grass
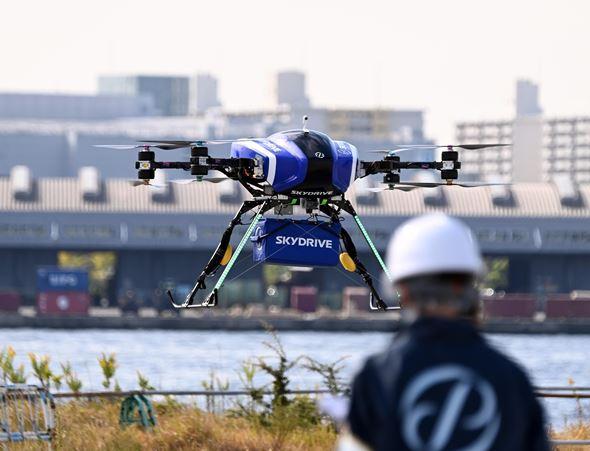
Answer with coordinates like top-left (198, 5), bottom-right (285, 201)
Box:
top-left (551, 420), bottom-right (590, 451)
top-left (14, 400), bottom-right (336, 451)
top-left (10, 398), bottom-right (590, 450)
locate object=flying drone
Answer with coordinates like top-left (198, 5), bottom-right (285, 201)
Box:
top-left (97, 116), bottom-right (507, 311)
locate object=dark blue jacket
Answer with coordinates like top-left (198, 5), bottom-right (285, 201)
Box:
top-left (348, 317), bottom-right (550, 451)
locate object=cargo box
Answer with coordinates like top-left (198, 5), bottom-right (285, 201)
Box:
top-left (0, 291), bottom-right (22, 312)
top-left (37, 291), bottom-right (90, 316)
top-left (290, 286), bottom-right (318, 312)
top-left (252, 218), bottom-right (341, 267)
top-left (37, 267), bottom-right (89, 292)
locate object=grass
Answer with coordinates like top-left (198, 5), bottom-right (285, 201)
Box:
top-left (7, 398), bottom-right (590, 450)
top-left (14, 399), bottom-right (337, 451)
top-left (551, 420), bottom-right (590, 450)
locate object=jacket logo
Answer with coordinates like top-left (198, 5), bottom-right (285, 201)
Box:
top-left (400, 364), bottom-right (500, 451)
top-left (315, 152), bottom-right (325, 158)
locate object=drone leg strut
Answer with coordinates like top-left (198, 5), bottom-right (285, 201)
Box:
top-left (167, 200), bottom-right (267, 308)
top-left (321, 202), bottom-right (399, 311)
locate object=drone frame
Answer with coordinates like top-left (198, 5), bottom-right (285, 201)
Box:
top-left (124, 140), bottom-right (505, 311)
top-left (165, 196), bottom-right (399, 310)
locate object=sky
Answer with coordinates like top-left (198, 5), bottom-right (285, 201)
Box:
top-left (1, 0), bottom-right (589, 142)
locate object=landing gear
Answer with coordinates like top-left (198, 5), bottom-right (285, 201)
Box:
top-left (167, 199), bottom-right (281, 308)
top-left (168, 196), bottom-right (399, 310)
top-left (321, 200), bottom-right (399, 311)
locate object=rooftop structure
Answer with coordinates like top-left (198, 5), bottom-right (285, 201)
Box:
top-left (98, 75), bottom-right (190, 116)
top-left (516, 79), bottom-right (542, 117)
top-left (190, 74), bottom-right (221, 114)
top-left (276, 71), bottom-right (310, 110)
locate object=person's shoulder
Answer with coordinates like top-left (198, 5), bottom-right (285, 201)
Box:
top-left (357, 332), bottom-right (413, 383)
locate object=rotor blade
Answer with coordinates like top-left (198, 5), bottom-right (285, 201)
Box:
top-left (127, 180), bottom-right (167, 189)
top-left (94, 143), bottom-right (187, 150)
top-left (360, 186), bottom-right (417, 193)
top-left (170, 177), bottom-right (230, 184)
top-left (454, 144), bottom-right (510, 150)
top-left (397, 181), bottom-right (510, 188)
top-left (367, 148), bottom-right (412, 154)
top-left (95, 144), bottom-right (145, 150)
top-left (139, 137), bottom-right (263, 147)
top-left (366, 144), bottom-right (512, 152)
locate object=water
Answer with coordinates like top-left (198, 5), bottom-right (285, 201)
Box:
top-left (1, 328), bottom-right (588, 426)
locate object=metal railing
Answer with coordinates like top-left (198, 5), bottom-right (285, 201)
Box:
top-left (50, 386), bottom-right (590, 399)
top-left (0, 385), bottom-right (55, 443)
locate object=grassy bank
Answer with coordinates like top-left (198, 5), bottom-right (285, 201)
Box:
top-left (6, 399), bottom-right (589, 450)
top-left (14, 400), bottom-right (336, 450)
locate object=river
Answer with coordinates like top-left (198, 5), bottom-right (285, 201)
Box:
top-left (1, 328), bottom-right (588, 427)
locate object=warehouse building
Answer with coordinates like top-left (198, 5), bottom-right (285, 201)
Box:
top-left (1, 171), bottom-right (590, 308)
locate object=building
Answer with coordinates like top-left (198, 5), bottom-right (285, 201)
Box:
top-left (276, 71), bottom-right (310, 110)
top-left (0, 116), bottom-right (207, 178)
top-left (0, 104), bottom-right (430, 180)
top-left (0, 93), bottom-right (157, 120)
top-left (98, 75), bottom-right (190, 116)
top-left (516, 79), bottom-right (542, 117)
top-left (2, 176), bottom-right (590, 304)
top-left (190, 74), bottom-right (221, 114)
top-left (456, 80), bottom-right (590, 184)
top-left (457, 116), bottom-right (590, 184)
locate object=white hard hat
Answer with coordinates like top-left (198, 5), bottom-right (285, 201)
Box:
top-left (386, 214), bottom-right (484, 284)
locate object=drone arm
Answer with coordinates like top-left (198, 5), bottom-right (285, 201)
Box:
top-left (359, 160), bottom-right (460, 176)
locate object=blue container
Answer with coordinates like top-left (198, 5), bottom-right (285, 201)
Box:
top-left (251, 218), bottom-right (341, 267)
top-left (37, 267), bottom-right (89, 292)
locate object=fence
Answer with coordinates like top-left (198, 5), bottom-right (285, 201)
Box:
top-left (0, 385), bottom-right (54, 442)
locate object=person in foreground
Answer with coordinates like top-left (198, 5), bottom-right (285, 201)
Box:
top-left (340, 214), bottom-right (550, 451)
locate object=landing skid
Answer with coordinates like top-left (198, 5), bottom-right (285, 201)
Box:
top-left (167, 197), bottom-right (399, 311)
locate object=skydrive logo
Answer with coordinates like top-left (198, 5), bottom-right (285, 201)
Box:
top-left (275, 236), bottom-right (333, 248)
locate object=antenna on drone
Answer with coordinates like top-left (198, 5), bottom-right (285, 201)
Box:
top-left (302, 115), bottom-right (309, 133)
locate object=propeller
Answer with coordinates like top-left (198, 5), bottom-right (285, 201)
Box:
top-left (127, 176), bottom-right (230, 188)
top-left (358, 181), bottom-right (510, 193)
top-left (139, 137), bottom-right (263, 148)
top-left (95, 137), bottom-right (265, 151)
top-left (363, 185), bottom-right (417, 193)
top-left (369, 143), bottom-right (510, 154)
top-left (368, 148), bottom-right (413, 155)
top-left (395, 181), bottom-right (511, 188)
top-left (94, 143), bottom-right (187, 150)
top-left (127, 180), bottom-right (167, 189)
top-left (170, 177), bottom-right (230, 184)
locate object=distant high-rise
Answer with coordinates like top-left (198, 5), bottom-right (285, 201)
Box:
top-left (98, 75), bottom-right (190, 116)
top-left (516, 79), bottom-right (542, 117)
top-left (190, 74), bottom-right (221, 114)
top-left (276, 71), bottom-right (310, 110)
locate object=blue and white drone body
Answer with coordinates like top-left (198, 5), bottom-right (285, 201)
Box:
top-left (99, 118), bottom-right (508, 311)
top-left (230, 130), bottom-right (358, 196)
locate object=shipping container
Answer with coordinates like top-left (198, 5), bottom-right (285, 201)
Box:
top-left (482, 298), bottom-right (536, 318)
top-left (342, 286), bottom-right (369, 313)
top-left (545, 300), bottom-right (590, 318)
top-left (36, 267), bottom-right (89, 292)
top-left (37, 292), bottom-right (90, 316)
top-left (290, 286), bottom-right (318, 312)
top-left (0, 291), bottom-right (22, 312)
